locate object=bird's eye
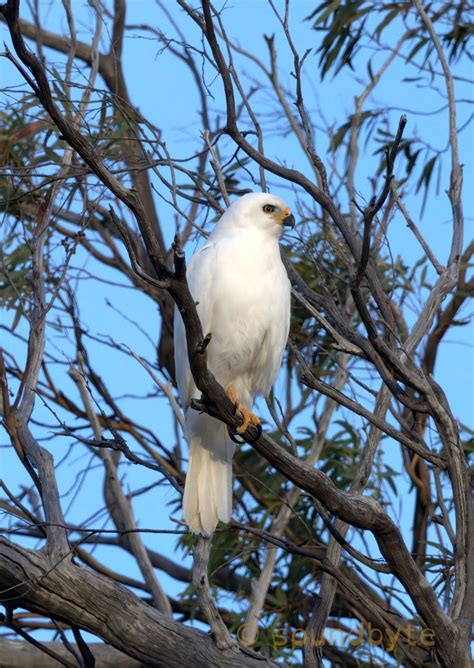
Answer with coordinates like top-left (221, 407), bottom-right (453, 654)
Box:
top-left (263, 204), bottom-right (276, 214)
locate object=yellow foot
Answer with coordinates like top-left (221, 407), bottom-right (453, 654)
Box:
top-left (227, 385), bottom-right (260, 434)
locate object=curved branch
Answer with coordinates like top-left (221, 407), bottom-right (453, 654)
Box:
top-left (0, 537), bottom-right (277, 667)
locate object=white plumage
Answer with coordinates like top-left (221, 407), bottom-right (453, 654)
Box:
top-left (174, 192), bottom-right (293, 535)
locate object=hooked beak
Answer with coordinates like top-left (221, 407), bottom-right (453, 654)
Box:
top-left (282, 213), bottom-right (295, 229)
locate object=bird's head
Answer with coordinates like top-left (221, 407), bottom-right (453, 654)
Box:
top-left (222, 192), bottom-right (295, 238)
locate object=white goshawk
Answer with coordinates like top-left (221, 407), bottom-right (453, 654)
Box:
top-left (174, 192), bottom-right (294, 535)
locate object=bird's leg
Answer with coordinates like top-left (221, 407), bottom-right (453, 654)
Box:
top-left (226, 385), bottom-right (260, 434)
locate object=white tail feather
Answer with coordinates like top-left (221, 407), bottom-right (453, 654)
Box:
top-left (183, 423), bottom-right (234, 535)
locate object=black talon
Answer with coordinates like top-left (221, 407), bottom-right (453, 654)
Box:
top-left (247, 423), bottom-right (262, 443)
top-left (228, 426), bottom-right (246, 444)
top-left (227, 423), bottom-right (262, 444)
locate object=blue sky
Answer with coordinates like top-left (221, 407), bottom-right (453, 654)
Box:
top-left (1, 0), bottom-right (473, 658)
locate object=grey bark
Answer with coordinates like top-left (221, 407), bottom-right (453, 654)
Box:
top-left (0, 537), bottom-right (277, 667)
top-left (0, 639), bottom-right (142, 667)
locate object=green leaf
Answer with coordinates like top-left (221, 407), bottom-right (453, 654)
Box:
top-left (406, 37), bottom-right (429, 63)
top-left (416, 154), bottom-right (438, 215)
top-left (374, 7), bottom-right (400, 40)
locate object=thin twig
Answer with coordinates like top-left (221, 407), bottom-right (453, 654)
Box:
top-left (192, 536), bottom-right (238, 651)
